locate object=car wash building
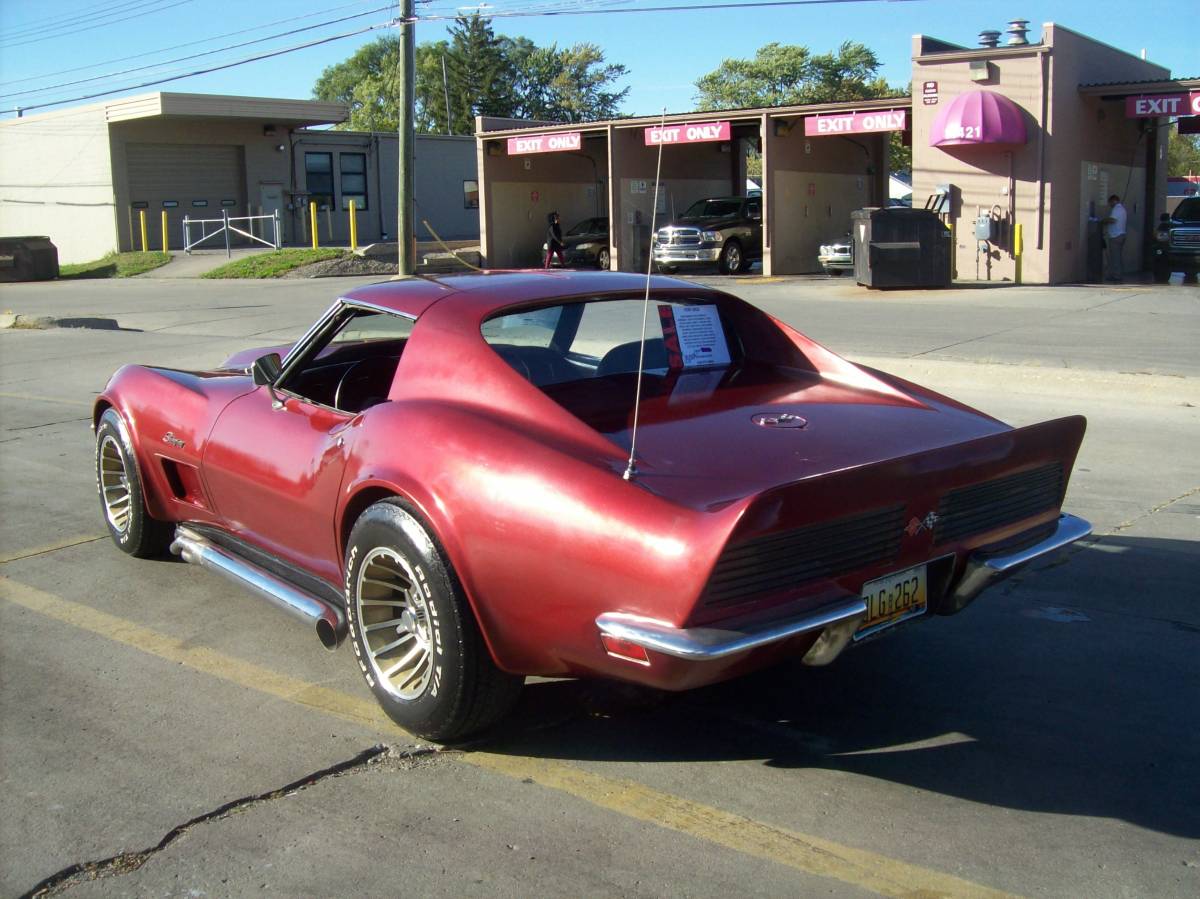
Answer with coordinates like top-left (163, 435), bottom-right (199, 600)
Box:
top-left (476, 21), bottom-right (1191, 283)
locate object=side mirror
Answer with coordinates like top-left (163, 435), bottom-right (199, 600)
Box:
top-left (251, 353), bottom-right (282, 386)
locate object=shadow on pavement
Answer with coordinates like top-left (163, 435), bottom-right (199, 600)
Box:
top-left (482, 535), bottom-right (1200, 838)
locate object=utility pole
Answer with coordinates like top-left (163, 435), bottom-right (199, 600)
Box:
top-left (397, 0), bottom-right (416, 275)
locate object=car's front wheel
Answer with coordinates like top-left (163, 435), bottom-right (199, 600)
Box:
top-left (345, 499), bottom-right (523, 742)
top-left (597, 248), bottom-right (610, 270)
top-left (719, 240), bottom-right (743, 275)
top-left (95, 408), bottom-right (173, 558)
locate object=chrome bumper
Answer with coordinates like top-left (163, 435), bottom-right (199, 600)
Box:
top-left (596, 597), bottom-right (866, 667)
top-left (653, 247), bottom-right (722, 262)
top-left (596, 513), bottom-right (1092, 666)
top-left (942, 512), bottom-right (1092, 614)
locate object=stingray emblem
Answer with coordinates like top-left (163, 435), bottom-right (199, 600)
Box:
top-left (905, 512), bottom-right (940, 537)
top-left (162, 432), bottom-right (186, 449)
top-left (751, 412), bottom-right (808, 429)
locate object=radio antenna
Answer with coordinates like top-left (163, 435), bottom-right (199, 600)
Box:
top-left (623, 107), bottom-right (668, 482)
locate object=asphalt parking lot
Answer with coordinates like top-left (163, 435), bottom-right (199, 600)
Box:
top-left (1, 273), bottom-right (1197, 897)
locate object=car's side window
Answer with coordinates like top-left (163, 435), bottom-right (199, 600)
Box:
top-left (278, 308), bottom-right (414, 413)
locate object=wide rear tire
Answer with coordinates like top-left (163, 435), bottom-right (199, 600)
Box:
top-left (345, 499), bottom-right (522, 742)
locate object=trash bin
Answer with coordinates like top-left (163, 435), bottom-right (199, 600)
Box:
top-left (851, 208), bottom-right (952, 289)
top-left (0, 236), bottom-right (60, 282)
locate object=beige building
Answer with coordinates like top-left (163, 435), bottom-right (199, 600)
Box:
top-left (912, 24), bottom-right (1170, 284)
top-left (0, 92), bottom-right (480, 264)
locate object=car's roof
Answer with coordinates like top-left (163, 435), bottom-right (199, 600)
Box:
top-left (340, 270), bottom-right (710, 319)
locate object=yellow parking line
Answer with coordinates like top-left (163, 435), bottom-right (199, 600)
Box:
top-left (0, 391), bottom-right (93, 408)
top-left (0, 534), bottom-right (106, 565)
top-left (1, 576), bottom-right (1018, 899)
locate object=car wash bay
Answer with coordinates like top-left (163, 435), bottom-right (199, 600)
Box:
top-left (476, 100), bottom-right (902, 276)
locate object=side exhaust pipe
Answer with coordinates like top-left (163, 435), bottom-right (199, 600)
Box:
top-left (171, 528), bottom-right (346, 650)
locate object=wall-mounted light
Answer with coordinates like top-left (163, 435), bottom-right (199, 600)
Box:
top-left (276, 144), bottom-right (286, 152)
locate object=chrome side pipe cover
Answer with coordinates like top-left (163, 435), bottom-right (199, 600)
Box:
top-left (170, 527), bottom-right (347, 650)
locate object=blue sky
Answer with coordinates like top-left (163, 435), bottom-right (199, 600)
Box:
top-left (0, 0), bottom-right (1192, 119)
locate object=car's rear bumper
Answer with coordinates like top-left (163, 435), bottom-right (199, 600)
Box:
top-left (595, 513), bottom-right (1091, 676)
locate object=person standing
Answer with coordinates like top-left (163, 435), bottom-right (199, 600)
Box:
top-left (544, 211), bottom-right (566, 268)
top-left (1103, 194), bottom-right (1127, 283)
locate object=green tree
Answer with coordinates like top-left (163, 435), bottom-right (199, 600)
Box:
top-left (313, 18), bottom-right (628, 135)
top-left (313, 36), bottom-right (400, 131)
top-left (694, 41), bottom-right (894, 110)
top-left (695, 42), bottom-right (909, 175)
top-left (1168, 122), bottom-right (1200, 176)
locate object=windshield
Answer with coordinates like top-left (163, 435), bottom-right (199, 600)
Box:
top-left (681, 199), bottom-right (741, 220)
top-left (566, 219), bottom-right (596, 237)
top-left (1173, 198), bottom-right (1200, 222)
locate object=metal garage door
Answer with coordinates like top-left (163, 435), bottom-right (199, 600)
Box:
top-left (125, 143), bottom-right (245, 249)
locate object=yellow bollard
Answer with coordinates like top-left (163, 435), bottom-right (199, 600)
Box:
top-left (161, 210), bottom-right (169, 253)
top-left (1014, 222), bottom-right (1024, 285)
top-left (310, 201), bottom-right (319, 249)
top-left (139, 210), bottom-right (148, 252)
top-left (349, 199), bottom-right (358, 251)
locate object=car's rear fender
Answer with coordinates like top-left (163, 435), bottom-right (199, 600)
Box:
top-left (337, 400), bottom-right (739, 677)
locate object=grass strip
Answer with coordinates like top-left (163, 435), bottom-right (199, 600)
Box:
top-left (58, 252), bottom-right (171, 279)
top-left (201, 248), bottom-right (345, 279)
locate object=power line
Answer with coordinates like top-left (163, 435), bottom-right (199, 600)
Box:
top-left (0, 0), bottom-right (392, 88)
top-left (0, 0), bottom-right (164, 41)
top-left (1, 0), bottom-right (197, 50)
top-left (1, 0), bottom-right (914, 116)
top-left (0, 4), bottom-right (398, 101)
top-left (413, 0), bottom-right (917, 22)
top-left (2, 20), bottom-right (394, 115)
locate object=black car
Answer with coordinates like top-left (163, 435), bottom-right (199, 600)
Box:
top-left (653, 196), bottom-right (763, 275)
top-left (1152, 197), bottom-right (1200, 283)
top-left (544, 217), bottom-right (611, 269)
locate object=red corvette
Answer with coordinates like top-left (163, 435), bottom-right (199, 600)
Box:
top-left (94, 271), bottom-right (1090, 740)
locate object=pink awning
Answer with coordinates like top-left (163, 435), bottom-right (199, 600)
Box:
top-left (930, 90), bottom-right (1027, 147)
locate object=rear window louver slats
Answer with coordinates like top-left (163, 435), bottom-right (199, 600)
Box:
top-left (934, 463), bottom-right (1064, 544)
top-left (701, 505), bottom-right (905, 607)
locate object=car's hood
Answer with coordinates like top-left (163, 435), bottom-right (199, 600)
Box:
top-left (666, 215), bottom-right (739, 230)
top-left (545, 363), bottom-right (1008, 509)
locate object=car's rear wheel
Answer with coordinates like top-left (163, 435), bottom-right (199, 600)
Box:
top-left (597, 248), bottom-right (610, 270)
top-left (345, 499), bottom-right (523, 742)
top-left (719, 240), bottom-right (743, 275)
top-left (95, 408), bottom-right (173, 558)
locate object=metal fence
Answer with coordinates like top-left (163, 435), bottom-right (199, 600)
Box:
top-left (182, 210), bottom-right (282, 256)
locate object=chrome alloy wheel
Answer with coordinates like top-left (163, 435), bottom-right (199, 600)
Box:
top-left (355, 547), bottom-right (435, 701)
top-left (98, 434), bottom-right (133, 534)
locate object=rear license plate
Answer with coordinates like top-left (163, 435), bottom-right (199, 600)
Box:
top-left (854, 563), bottom-right (927, 640)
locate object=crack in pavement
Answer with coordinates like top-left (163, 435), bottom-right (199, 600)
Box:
top-left (20, 744), bottom-right (443, 898)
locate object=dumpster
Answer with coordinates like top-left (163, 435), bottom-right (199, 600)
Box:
top-left (851, 208), bottom-right (951, 289)
top-left (0, 236), bottom-right (60, 283)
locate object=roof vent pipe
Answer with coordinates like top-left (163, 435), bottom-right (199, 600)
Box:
top-left (979, 30), bottom-right (1001, 49)
top-left (1006, 19), bottom-right (1030, 46)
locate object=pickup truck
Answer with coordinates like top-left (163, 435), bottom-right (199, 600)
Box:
top-left (653, 196), bottom-right (762, 275)
top-left (1151, 197), bottom-right (1200, 283)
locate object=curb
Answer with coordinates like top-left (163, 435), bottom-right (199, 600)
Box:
top-left (0, 314), bottom-right (120, 330)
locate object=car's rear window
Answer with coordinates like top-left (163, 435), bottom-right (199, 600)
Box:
top-left (481, 297), bottom-right (741, 388)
